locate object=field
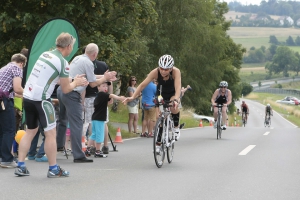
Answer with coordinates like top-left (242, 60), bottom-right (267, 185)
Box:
top-left (224, 11), bottom-right (300, 82)
top-left (225, 11), bottom-right (282, 22)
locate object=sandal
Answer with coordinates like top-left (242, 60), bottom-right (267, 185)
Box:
top-left (141, 132), bottom-right (148, 137)
top-left (147, 133), bottom-right (153, 138)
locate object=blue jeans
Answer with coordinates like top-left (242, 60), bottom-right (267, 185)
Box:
top-left (28, 125), bottom-right (45, 158)
top-left (0, 99), bottom-right (15, 162)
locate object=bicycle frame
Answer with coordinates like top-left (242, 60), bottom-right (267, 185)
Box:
top-left (215, 104), bottom-right (223, 139)
top-left (153, 97), bottom-right (176, 168)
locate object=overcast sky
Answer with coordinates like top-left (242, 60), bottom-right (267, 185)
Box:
top-left (222, 0), bottom-right (300, 6)
top-left (222, 0), bottom-right (263, 5)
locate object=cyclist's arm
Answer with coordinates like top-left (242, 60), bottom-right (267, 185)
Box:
top-left (211, 89), bottom-right (219, 106)
top-left (131, 69), bottom-right (156, 99)
top-left (225, 89), bottom-right (232, 106)
top-left (173, 67), bottom-right (182, 102)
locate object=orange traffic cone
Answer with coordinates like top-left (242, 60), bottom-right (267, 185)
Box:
top-left (199, 120), bottom-right (203, 127)
top-left (114, 127), bottom-right (123, 143)
top-left (81, 136), bottom-right (87, 151)
top-left (209, 120), bottom-right (213, 126)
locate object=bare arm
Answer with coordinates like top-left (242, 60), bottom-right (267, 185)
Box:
top-left (173, 67), bottom-right (182, 102)
top-left (89, 71), bottom-right (117, 88)
top-left (13, 77), bottom-right (23, 94)
top-left (211, 89), bottom-right (219, 106)
top-left (226, 90), bottom-right (232, 105)
top-left (109, 94), bottom-right (126, 102)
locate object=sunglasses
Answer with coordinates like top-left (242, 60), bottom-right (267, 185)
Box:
top-left (131, 80), bottom-right (136, 81)
top-left (220, 86), bottom-right (227, 88)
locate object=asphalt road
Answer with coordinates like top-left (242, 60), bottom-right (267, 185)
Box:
top-left (0, 99), bottom-right (299, 200)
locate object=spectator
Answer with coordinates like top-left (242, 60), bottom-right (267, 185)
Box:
top-left (0, 53), bottom-right (26, 168)
top-left (126, 76), bottom-right (140, 134)
top-left (141, 78), bottom-right (157, 137)
top-left (15, 32), bottom-right (88, 177)
top-left (56, 43), bottom-right (117, 163)
top-left (82, 47), bottom-right (112, 154)
top-left (85, 82), bottom-right (125, 157)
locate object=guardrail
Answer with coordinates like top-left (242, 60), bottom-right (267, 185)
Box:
top-left (254, 88), bottom-right (300, 98)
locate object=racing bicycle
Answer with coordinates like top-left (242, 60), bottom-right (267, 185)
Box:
top-left (242, 112), bottom-right (248, 127)
top-left (153, 97), bottom-right (177, 168)
top-left (264, 114), bottom-right (271, 127)
top-left (213, 104), bottom-right (224, 140)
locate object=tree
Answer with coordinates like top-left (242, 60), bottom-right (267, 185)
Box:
top-left (269, 46), bottom-right (297, 76)
top-left (0, 0), bottom-right (157, 78)
top-left (269, 35), bottom-right (279, 45)
top-left (295, 36), bottom-right (300, 46)
top-left (240, 82), bottom-right (253, 96)
top-left (286, 36), bottom-right (295, 46)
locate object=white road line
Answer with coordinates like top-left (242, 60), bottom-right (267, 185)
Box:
top-left (239, 145), bottom-right (256, 155)
top-left (263, 132), bottom-right (270, 135)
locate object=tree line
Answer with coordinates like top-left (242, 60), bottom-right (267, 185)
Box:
top-left (0, 0), bottom-right (247, 115)
top-left (228, 0), bottom-right (300, 27)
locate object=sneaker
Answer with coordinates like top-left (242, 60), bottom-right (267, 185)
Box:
top-left (35, 155), bottom-right (48, 162)
top-left (13, 156), bottom-right (18, 163)
top-left (14, 166), bottom-right (30, 176)
top-left (0, 161), bottom-right (17, 168)
top-left (87, 146), bottom-right (96, 155)
top-left (85, 147), bottom-right (91, 157)
top-left (222, 125), bottom-right (227, 130)
top-left (102, 146), bottom-right (109, 154)
top-left (213, 121), bottom-right (217, 129)
top-left (174, 128), bottom-right (180, 141)
top-left (57, 147), bottom-right (64, 152)
top-left (94, 151), bottom-right (107, 158)
top-left (27, 155), bottom-right (36, 160)
top-left (47, 166), bottom-right (69, 178)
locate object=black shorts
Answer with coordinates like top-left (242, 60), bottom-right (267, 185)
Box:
top-left (23, 98), bottom-right (56, 131)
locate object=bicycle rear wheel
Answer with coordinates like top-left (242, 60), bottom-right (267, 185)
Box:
top-left (153, 118), bottom-right (165, 168)
top-left (167, 126), bottom-right (175, 163)
top-left (217, 120), bottom-right (222, 139)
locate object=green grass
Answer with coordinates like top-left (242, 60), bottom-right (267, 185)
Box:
top-left (108, 103), bottom-right (207, 139)
top-left (277, 80), bottom-right (300, 89)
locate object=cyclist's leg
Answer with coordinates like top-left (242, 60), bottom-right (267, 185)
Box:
top-left (221, 106), bottom-right (227, 128)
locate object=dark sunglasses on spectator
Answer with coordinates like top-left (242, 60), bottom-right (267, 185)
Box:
top-left (131, 80), bottom-right (136, 81)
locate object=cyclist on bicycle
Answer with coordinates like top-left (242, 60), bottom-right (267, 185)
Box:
top-left (123, 55), bottom-right (182, 140)
top-left (211, 81), bottom-right (232, 130)
top-left (241, 101), bottom-right (249, 123)
top-left (265, 103), bottom-right (273, 121)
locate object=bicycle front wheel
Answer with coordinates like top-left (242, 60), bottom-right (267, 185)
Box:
top-left (167, 126), bottom-right (175, 163)
top-left (217, 114), bottom-right (222, 139)
top-left (153, 118), bottom-right (165, 168)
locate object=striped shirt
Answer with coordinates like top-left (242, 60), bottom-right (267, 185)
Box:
top-left (0, 62), bottom-right (23, 98)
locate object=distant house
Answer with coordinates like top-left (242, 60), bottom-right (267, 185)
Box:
top-left (249, 14), bottom-right (257, 21)
top-left (279, 16), bottom-right (294, 26)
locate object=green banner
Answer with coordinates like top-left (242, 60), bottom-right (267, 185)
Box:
top-left (26, 18), bottom-right (80, 81)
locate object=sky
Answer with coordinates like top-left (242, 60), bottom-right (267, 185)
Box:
top-left (222, 0), bottom-right (264, 5)
top-left (223, 0), bottom-right (300, 6)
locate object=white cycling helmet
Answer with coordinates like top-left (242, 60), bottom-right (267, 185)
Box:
top-left (158, 55), bottom-right (174, 69)
top-left (219, 81), bottom-right (228, 87)
top-left (267, 104), bottom-right (270, 107)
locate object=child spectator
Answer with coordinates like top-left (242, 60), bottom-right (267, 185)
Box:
top-left (85, 82), bottom-right (125, 158)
